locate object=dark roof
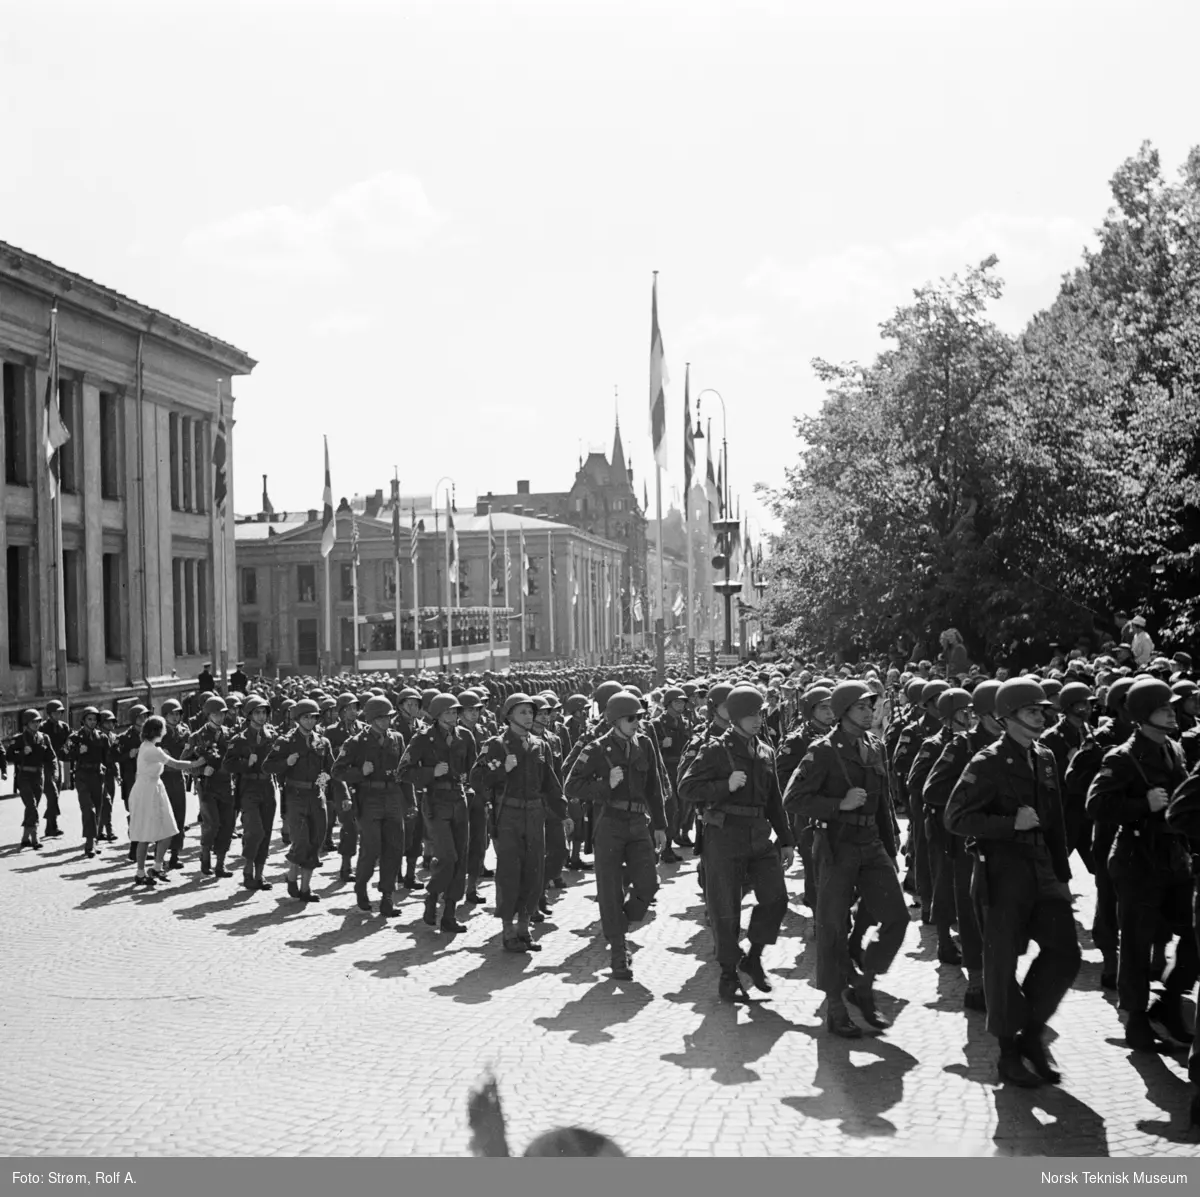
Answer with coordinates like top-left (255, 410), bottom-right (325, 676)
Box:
top-left (0, 239), bottom-right (256, 373)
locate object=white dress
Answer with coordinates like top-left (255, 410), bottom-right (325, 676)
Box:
top-left (127, 741), bottom-right (180, 843)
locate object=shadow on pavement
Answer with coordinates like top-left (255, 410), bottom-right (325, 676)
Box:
top-left (534, 978), bottom-right (654, 1044)
top-left (354, 932), bottom-right (454, 979)
top-left (924, 965), bottom-right (967, 1014)
top-left (430, 947), bottom-right (538, 1004)
top-left (209, 898), bottom-right (320, 936)
top-left (992, 1080), bottom-right (1109, 1155)
top-left (942, 1003), bottom-right (997, 1085)
top-left (782, 1026), bottom-right (918, 1137)
top-left (1126, 1044), bottom-right (1199, 1145)
top-left (286, 910), bottom-right (392, 957)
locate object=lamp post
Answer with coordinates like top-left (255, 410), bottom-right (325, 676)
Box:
top-left (433, 476), bottom-right (456, 671)
top-left (697, 388), bottom-right (739, 658)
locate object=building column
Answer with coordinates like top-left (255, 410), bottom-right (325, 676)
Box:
top-left (0, 355), bottom-right (10, 695)
top-left (122, 391), bottom-right (145, 685)
top-left (80, 379), bottom-right (105, 688)
top-left (152, 402), bottom-right (171, 677)
top-left (34, 365), bottom-right (55, 694)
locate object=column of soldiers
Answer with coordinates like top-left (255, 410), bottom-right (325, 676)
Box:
top-left (10, 646), bottom-right (1200, 1119)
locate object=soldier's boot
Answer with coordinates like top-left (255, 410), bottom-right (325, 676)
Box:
top-left (936, 927), bottom-right (962, 966)
top-left (844, 979), bottom-right (889, 1030)
top-left (826, 997), bottom-right (863, 1039)
top-left (1125, 1010), bottom-right (1162, 1053)
top-left (659, 845), bottom-right (682, 864)
top-left (242, 867), bottom-right (258, 890)
top-left (45, 822), bottom-right (63, 839)
top-left (29, 828), bottom-right (42, 850)
top-left (517, 919), bottom-right (541, 951)
top-left (465, 875), bottom-right (485, 904)
top-left (502, 924), bottom-right (528, 952)
top-left (423, 891), bottom-right (439, 926)
top-left (214, 854), bottom-right (233, 879)
top-left (441, 911), bottom-right (468, 934)
top-left (83, 837), bottom-right (96, 859)
top-left (402, 869), bottom-right (418, 890)
top-left (610, 942), bottom-right (633, 981)
top-left (997, 1037), bottom-right (1043, 1087)
top-left (1016, 1027), bottom-right (1061, 1084)
top-left (355, 881), bottom-right (372, 913)
top-left (379, 893), bottom-right (396, 919)
top-left (738, 947), bottom-right (773, 993)
top-left (338, 857), bottom-right (354, 883)
top-left (19, 829), bottom-right (32, 849)
top-left (963, 986), bottom-right (987, 1013)
top-left (255, 871), bottom-right (273, 890)
top-left (1148, 996), bottom-right (1194, 1048)
top-left (718, 967), bottom-right (750, 1003)
top-left (200, 850), bottom-right (213, 877)
top-left (1099, 955), bottom-right (1117, 991)
top-left (127, 842), bottom-right (138, 862)
top-left (167, 852), bottom-right (181, 870)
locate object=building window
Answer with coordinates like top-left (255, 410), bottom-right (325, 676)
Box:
top-left (340, 563), bottom-right (354, 602)
top-left (172, 556), bottom-right (207, 657)
top-left (193, 421), bottom-right (207, 513)
top-left (99, 392), bottom-right (122, 498)
top-left (55, 380), bottom-right (80, 494)
top-left (63, 548), bottom-right (83, 663)
top-left (527, 630), bottom-right (537, 651)
top-left (241, 567), bottom-right (257, 605)
top-left (340, 616), bottom-right (356, 662)
top-left (102, 553), bottom-right (124, 660)
top-left (297, 564), bottom-right (316, 604)
top-left (3, 363), bottom-right (30, 487)
top-left (242, 621), bottom-right (259, 660)
top-left (196, 559), bottom-right (208, 655)
top-left (6, 544), bottom-right (32, 665)
top-left (169, 413), bottom-right (180, 509)
top-left (181, 417), bottom-right (194, 511)
top-left (297, 618), bottom-right (319, 667)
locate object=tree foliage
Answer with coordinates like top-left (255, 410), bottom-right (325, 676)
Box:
top-left (764, 142), bottom-right (1200, 663)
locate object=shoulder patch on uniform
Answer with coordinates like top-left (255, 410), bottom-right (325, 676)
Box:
top-left (961, 771), bottom-right (976, 784)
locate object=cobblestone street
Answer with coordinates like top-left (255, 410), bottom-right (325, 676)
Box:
top-left (2, 790), bottom-right (1199, 1158)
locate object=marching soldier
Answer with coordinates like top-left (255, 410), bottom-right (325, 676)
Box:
top-left (458, 691), bottom-right (491, 905)
top-left (565, 691), bottom-right (667, 981)
top-left (945, 678), bottom-right (1080, 1087)
top-left (97, 709), bottom-right (118, 842)
top-left (775, 685), bottom-right (835, 902)
top-left (117, 705), bottom-right (149, 861)
top-left (66, 707), bottom-right (106, 858)
top-left (333, 696), bottom-right (408, 917)
top-left (392, 687), bottom-right (425, 890)
top-left (1040, 680), bottom-right (1096, 871)
top-left (223, 695), bottom-right (278, 891)
top-left (651, 686), bottom-right (690, 860)
top-left (8, 710), bottom-right (57, 850)
top-left (40, 699), bottom-right (70, 839)
top-left (784, 681), bottom-right (904, 1035)
top-left (324, 693), bottom-right (363, 881)
top-left (160, 700), bottom-right (190, 871)
top-left (472, 693), bottom-right (569, 952)
top-left (186, 696), bottom-right (237, 879)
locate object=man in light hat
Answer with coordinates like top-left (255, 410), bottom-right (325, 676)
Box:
top-left (1129, 616), bottom-right (1154, 667)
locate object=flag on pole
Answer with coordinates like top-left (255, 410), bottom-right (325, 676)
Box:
top-left (320, 436), bottom-right (336, 557)
top-left (643, 478), bottom-right (649, 513)
top-left (705, 419), bottom-right (718, 521)
top-left (672, 590), bottom-right (684, 617)
top-left (351, 509), bottom-right (360, 568)
top-left (488, 510), bottom-right (499, 594)
top-left (716, 457), bottom-right (724, 518)
top-left (447, 507), bottom-right (459, 584)
top-left (649, 275), bottom-right (668, 470)
top-left (43, 305), bottom-right (69, 499)
top-left (682, 364), bottom-right (694, 494)
top-left (633, 593), bottom-right (644, 623)
top-left (520, 526), bottom-right (529, 596)
top-left (212, 392), bottom-right (227, 512)
top-left (410, 504), bottom-right (423, 563)
top-left (392, 493), bottom-right (402, 557)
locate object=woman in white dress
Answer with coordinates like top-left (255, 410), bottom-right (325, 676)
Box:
top-left (128, 715), bottom-right (204, 888)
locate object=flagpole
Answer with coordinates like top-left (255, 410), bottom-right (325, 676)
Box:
top-left (487, 508), bottom-right (495, 672)
top-left (546, 530), bottom-right (554, 659)
top-left (444, 494), bottom-right (452, 673)
top-left (654, 465), bottom-right (665, 684)
top-left (519, 527), bottom-right (526, 662)
top-left (394, 473), bottom-right (403, 676)
top-left (215, 381), bottom-right (228, 696)
top-left (626, 561), bottom-right (633, 657)
top-left (43, 305), bottom-right (68, 697)
top-left (351, 516), bottom-right (360, 676)
top-left (411, 501), bottom-right (421, 675)
top-left (434, 501), bottom-right (444, 671)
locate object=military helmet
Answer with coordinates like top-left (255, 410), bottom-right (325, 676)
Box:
top-left (971, 679), bottom-right (1003, 718)
top-left (1126, 677), bottom-right (1174, 724)
top-left (904, 679), bottom-right (926, 704)
top-left (994, 679), bottom-right (1053, 721)
top-left (920, 679), bottom-right (950, 707)
top-left (1106, 676), bottom-right (1136, 713)
top-left (830, 681), bottom-right (875, 721)
top-left (336, 692), bottom-right (359, 713)
top-left (725, 686), bottom-right (765, 722)
top-left (420, 688), bottom-right (439, 710)
top-left (79, 705), bottom-right (100, 719)
top-left (564, 694), bottom-right (589, 715)
top-left (128, 704), bottom-right (149, 720)
top-left (594, 681), bottom-right (624, 710)
top-left (1058, 682), bottom-right (1093, 711)
top-left (98, 709), bottom-right (116, 723)
top-left (21, 708), bottom-right (41, 726)
top-left (319, 696), bottom-right (338, 712)
top-left (605, 692), bottom-right (643, 724)
top-left (663, 686), bottom-right (686, 706)
top-left (395, 687), bottom-right (421, 705)
top-left (242, 695), bottom-right (269, 717)
top-left (160, 698), bottom-right (183, 716)
top-left (707, 682), bottom-right (735, 712)
top-left (203, 696), bottom-right (228, 716)
top-left (45, 700), bottom-right (65, 713)
top-left (936, 688), bottom-right (973, 721)
top-left (291, 699), bottom-right (321, 718)
top-left (799, 685), bottom-right (833, 717)
top-left (503, 692), bottom-right (536, 719)
top-left (363, 696), bottom-right (395, 722)
top-left (457, 692), bottom-right (481, 710)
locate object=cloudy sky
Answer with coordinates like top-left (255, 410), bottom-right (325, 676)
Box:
top-left (3, 0), bottom-right (1197, 541)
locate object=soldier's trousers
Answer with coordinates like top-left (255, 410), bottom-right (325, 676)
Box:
top-left (355, 793), bottom-right (406, 895)
top-left (1091, 822), bottom-right (1119, 963)
top-left (662, 776), bottom-right (679, 845)
top-left (974, 854), bottom-right (1081, 1039)
top-left (284, 787), bottom-right (327, 872)
top-left (403, 802), bottom-right (424, 874)
top-left (16, 774), bottom-right (42, 829)
top-left (593, 809), bottom-right (658, 944)
top-left (813, 829), bottom-right (907, 993)
top-left (926, 818), bottom-right (982, 969)
top-left (543, 815), bottom-right (568, 885)
top-left (798, 823), bottom-right (817, 903)
top-left (426, 801), bottom-right (468, 906)
top-left (494, 803), bottom-right (545, 922)
top-left (240, 786), bottom-right (276, 875)
top-left (466, 790), bottom-right (489, 879)
top-left (120, 774), bottom-right (135, 811)
top-left (199, 793), bottom-right (237, 858)
top-left (329, 781), bottom-right (358, 862)
top-left (43, 764), bottom-right (61, 827)
top-left (1063, 796), bottom-right (1094, 874)
top-left (908, 795), bottom-right (933, 906)
top-left (703, 817), bottom-right (788, 968)
top-left (75, 770), bottom-right (103, 843)
top-left (570, 802), bottom-right (593, 859)
top-left (1111, 863), bottom-right (1198, 1014)
top-left (164, 778), bottom-right (187, 857)
top-left (100, 773), bottom-right (116, 834)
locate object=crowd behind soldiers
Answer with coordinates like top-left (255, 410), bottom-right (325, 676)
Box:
top-left (8, 638), bottom-right (1200, 1122)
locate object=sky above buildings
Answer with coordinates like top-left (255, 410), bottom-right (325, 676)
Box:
top-left (3, 0), bottom-right (1198, 544)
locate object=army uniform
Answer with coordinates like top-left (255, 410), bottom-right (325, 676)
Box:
top-left (66, 716), bottom-right (108, 854)
top-left (7, 717), bottom-right (57, 848)
top-left (775, 713), bottom-right (834, 903)
top-left (116, 723), bottom-right (143, 814)
top-left (892, 706), bottom-right (941, 911)
top-left (224, 716), bottom-right (279, 888)
top-left (40, 710), bottom-right (70, 836)
top-left (325, 713), bottom-right (363, 874)
top-left (160, 712), bottom-right (191, 867)
top-left (1041, 712), bottom-right (1097, 872)
top-left (265, 722), bottom-right (334, 880)
top-left (97, 715), bottom-right (118, 839)
top-left (333, 720), bottom-right (408, 913)
top-left (908, 722), bottom-right (962, 950)
top-left (187, 719), bottom-right (237, 875)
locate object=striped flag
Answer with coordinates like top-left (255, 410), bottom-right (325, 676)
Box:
top-left (519, 526), bottom-right (529, 596)
top-left (716, 457), bottom-right (724, 518)
top-left (212, 390), bottom-right (227, 512)
top-left (649, 275), bottom-right (668, 470)
top-left (633, 593), bottom-right (644, 623)
top-left (447, 505), bottom-right (459, 585)
top-left (682, 363), bottom-right (694, 496)
top-left (643, 478), bottom-right (649, 513)
top-left (672, 590), bottom-right (684, 617)
top-left (392, 492), bottom-right (402, 558)
top-left (705, 419), bottom-right (718, 522)
top-left (351, 509), bottom-right (360, 569)
top-left (409, 503), bottom-right (423, 563)
top-left (488, 510), bottom-right (499, 594)
top-left (43, 305), bottom-right (69, 499)
top-left (320, 436), bottom-right (336, 557)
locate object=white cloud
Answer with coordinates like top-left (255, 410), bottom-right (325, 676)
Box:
top-left (182, 170), bottom-right (445, 276)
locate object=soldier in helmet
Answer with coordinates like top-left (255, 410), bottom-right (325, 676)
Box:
top-left (945, 677), bottom-right (1080, 1088)
top-left (8, 710), bottom-right (56, 850)
top-left (392, 687), bottom-right (425, 889)
top-left (682, 685), bottom-right (794, 1002)
top-left (184, 696), bottom-right (237, 878)
top-left (1086, 676), bottom-right (1196, 1052)
top-left (457, 691), bottom-right (491, 906)
top-left (775, 685), bottom-right (835, 903)
top-left (159, 699), bottom-right (190, 870)
top-left (784, 681), bottom-right (903, 1034)
top-left (264, 698), bottom-right (334, 902)
top-left (224, 695), bottom-right (279, 891)
top-left (96, 710), bottom-right (118, 841)
top-left (39, 699), bottom-right (70, 838)
top-left (324, 693), bottom-right (363, 881)
top-left (333, 696), bottom-right (408, 916)
top-left (565, 691), bottom-right (667, 981)
top-left (1040, 680), bottom-right (1097, 872)
top-left (66, 707), bottom-right (106, 857)
top-left (117, 705), bottom-right (149, 860)
top-left (472, 693), bottom-right (569, 951)
top-left (650, 686), bottom-right (690, 860)
top-left (397, 693), bottom-right (478, 933)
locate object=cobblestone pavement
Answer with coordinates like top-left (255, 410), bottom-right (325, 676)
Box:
top-left (2, 789), bottom-right (1199, 1158)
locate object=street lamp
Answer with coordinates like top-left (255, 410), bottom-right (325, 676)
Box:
top-left (696, 387), bottom-right (739, 658)
top-left (433, 476), bottom-right (456, 670)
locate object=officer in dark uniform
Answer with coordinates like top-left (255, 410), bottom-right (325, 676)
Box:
top-left (472, 693), bottom-right (569, 951)
top-left (223, 695), bottom-right (278, 891)
top-left (40, 699), bottom-right (70, 839)
top-left (398, 693), bottom-right (477, 933)
top-left (66, 707), bottom-right (106, 857)
top-left (229, 662), bottom-right (249, 695)
top-left (680, 686), bottom-right (793, 1001)
top-left (324, 693), bottom-right (362, 880)
top-left (197, 664), bottom-right (216, 694)
top-left (186, 696), bottom-right (237, 879)
top-left (945, 677), bottom-right (1080, 1088)
top-left (265, 698), bottom-right (334, 901)
top-left (922, 679), bottom-right (1002, 1011)
top-left (565, 691), bottom-right (667, 981)
top-left (333, 696), bottom-right (408, 917)
top-left (1086, 676), bottom-right (1196, 1051)
top-left (532, 695), bottom-right (568, 898)
top-left (784, 681), bottom-right (904, 1035)
top-left (651, 686), bottom-right (689, 859)
top-left (8, 710), bottom-right (56, 849)
top-left (159, 699), bottom-right (190, 871)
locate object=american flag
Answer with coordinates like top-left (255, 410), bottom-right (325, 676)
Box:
top-left (350, 509), bottom-right (360, 569)
top-left (212, 390), bottom-right (227, 513)
top-left (43, 305), bottom-right (69, 499)
top-left (409, 503), bottom-right (424, 563)
top-left (682, 363), bottom-right (694, 495)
